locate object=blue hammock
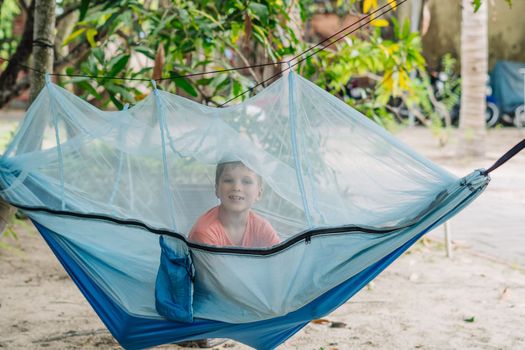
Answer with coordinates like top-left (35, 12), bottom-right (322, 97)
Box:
top-left (1, 72), bottom-right (517, 349)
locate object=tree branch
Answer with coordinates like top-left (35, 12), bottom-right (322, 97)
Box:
top-left (400, 94), bottom-right (431, 127)
top-left (226, 43), bottom-right (262, 83)
top-left (0, 76), bottom-right (30, 104)
top-left (0, 1), bottom-right (35, 108)
top-left (426, 83), bottom-right (452, 128)
top-left (17, 0), bottom-right (28, 12)
top-left (193, 82), bottom-right (220, 106)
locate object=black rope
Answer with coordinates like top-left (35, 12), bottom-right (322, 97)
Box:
top-left (0, 1), bottom-right (404, 85)
top-left (219, 0), bottom-right (405, 107)
top-left (33, 39), bottom-right (54, 49)
top-left (483, 139), bottom-right (525, 175)
top-left (0, 54), bottom-right (282, 82)
top-left (287, 0), bottom-right (404, 64)
top-left (0, 57), bottom-right (41, 76)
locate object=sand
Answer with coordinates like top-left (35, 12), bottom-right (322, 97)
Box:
top-left (0, 127), bottom-right (524, 349)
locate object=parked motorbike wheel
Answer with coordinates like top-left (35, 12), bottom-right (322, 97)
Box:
top-left (485, 102), bottom-right (500, 127)
top-left (514, 105), bottom-right (525, 128)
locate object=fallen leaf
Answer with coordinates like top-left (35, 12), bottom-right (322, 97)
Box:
top-left (500, 287), bottom-right (510, 300)
top-left (311, 319), bottom-right (331, 325)
top-left (330, 321), bottom-right (347, 328)
top-left (463, 316), bottom-right (475, 323)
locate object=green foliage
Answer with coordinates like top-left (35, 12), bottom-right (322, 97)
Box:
top-left (0, 0), bottom-right (439, 127)
top-left (435, 54), bottom-right (461, 113)
top-left (0, 223), bottom-right (19, 251)
top-left (299, 17), bottom-right (432, 128)
top-left (0, 124), bottom-right (16, 154)
top-left (57, 0), bottom-right (308, 107)
top-left (53, 0), bottom-right (438, 129)
top-left (0, 213), bottom-right (29, 253)
top-left (0, 0), bottom-right (21, 67)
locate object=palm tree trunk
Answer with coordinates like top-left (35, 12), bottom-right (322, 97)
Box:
top-left (458, 0), bottom-right (488, 157)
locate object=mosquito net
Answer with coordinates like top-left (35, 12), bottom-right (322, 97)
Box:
top-left (0, 72), bottom-right (489, 348)
top-left (2, 72), bottom-right (456, 233)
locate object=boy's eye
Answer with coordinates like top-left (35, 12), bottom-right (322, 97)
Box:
top-left (222, 178), bottom-right (233, 183)
top-left (242, 179), bottom-right (254, 185)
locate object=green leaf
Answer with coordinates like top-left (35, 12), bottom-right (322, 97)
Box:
top-left (472, 0), bottom-right (482, 12)
top-left (232, 80), bottom-right (243, 96)
top-left (209, 73), bottom-right (228, 89)
top-left (251, 24), bottom-right (268, 45)
top-left (179, 8), bottom-right (190, 25)
top-left (106, 82), bottom-right (134, 102)
top-left (402, 19), bottom-right (410, 39)
top-left (85, 28), bottom-right (98, 48)
top-left (134, 46), bottom-right (156, 59)
top-left (108, 54), bottom-right (130, 77)
top-left (213, 76), bottom-right (231, 94)
top-left (92, 47), bottom-right (104, 64)
top-left (108, 92), bottom-right (123, 110)
top-left (196, 77), bottom-right (214, 86)
top-left (194, 60), bottom-right (213, 69)
top-left (77, 81), bottom-right (102, 99)
top-left (172, 76), bottom-right (198, 97)
top-left (79, 0), bottom-right (90, 21)
top-left (248, 3), bottom-right (269, 24)
top-left (62, 28), bottom-right (86, 46)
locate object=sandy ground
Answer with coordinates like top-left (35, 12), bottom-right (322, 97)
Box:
top-left (398, 127), bottom-right (525, 267)
top-left (0, 121), bottom-right (524, 349)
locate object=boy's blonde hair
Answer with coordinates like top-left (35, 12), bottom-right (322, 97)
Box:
top-left (215, 161), bottom-right (262, 187)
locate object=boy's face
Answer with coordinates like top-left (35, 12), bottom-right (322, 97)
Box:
top-left (215, 164), bottom-right (262, 214)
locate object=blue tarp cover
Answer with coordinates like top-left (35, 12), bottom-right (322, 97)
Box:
top-left (490, 60), bottom-right (525, 113)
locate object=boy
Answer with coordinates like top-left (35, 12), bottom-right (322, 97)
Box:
top-left (189, 161), bottom-right (280, 248)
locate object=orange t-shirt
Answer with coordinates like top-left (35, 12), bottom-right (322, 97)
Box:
top-left (188, 206), bottom-right (280, 248)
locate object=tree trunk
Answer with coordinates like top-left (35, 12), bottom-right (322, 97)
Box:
top-left (19, 0), bottom-right (56, 151)
top-left (30, 0), bottom-right (56, 100)
top-left (0, 0), bottom-right (56, 235)
top-left (458, 0), bottom-right (487, 157)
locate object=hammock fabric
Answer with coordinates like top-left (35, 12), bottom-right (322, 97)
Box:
top-left (0, 72), bottom-right (491, 349)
